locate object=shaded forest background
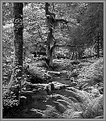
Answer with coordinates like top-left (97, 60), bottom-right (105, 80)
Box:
top-left (2, 2), bottom-right (104, 119)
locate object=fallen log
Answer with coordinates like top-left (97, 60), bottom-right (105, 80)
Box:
top-left (22, 81), bottom-right (48, 88)
top-left (47, 71), bottom-right (61, 75)
top-left (22, 81), bottom-right (69, 90)
top-left (21, 90), bottom-right (36, 95)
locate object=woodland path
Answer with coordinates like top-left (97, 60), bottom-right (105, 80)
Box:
top-left (3, 58), bottom-right (104, 119)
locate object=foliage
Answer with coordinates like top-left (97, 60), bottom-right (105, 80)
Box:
top-left (2, 26), bottom-right (14, 86)
top-left (2, 2), bottom-right (104, 119)
top-left (2, 3), bottom-right (13, 25)
top-left (43, 106), bottom-right (62, 118)
top-left (78, 58), bottom-right (103, 88)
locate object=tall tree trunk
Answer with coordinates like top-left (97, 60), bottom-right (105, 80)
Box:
top-left (7, 3), bottom-right (23, 103)
top-left (45, 2), bottom-right (70, 66)
top-left (45, 3), bottom-right (54, 67)
top-left (47, 28), bottom-right (53, 67)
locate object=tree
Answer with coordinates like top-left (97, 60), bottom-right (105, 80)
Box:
top-left (45, 3), bottom-right (55, 68)
top-left (4, 3), bottom-right (23, 106)
top-left (45, 2), bottom-right (78, 66)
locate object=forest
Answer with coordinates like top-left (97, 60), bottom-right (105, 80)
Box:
top-left (2, 2), bottom-right (104, 119)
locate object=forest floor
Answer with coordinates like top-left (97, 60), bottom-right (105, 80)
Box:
top-left (3, 57), bottom-right (104, 119)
